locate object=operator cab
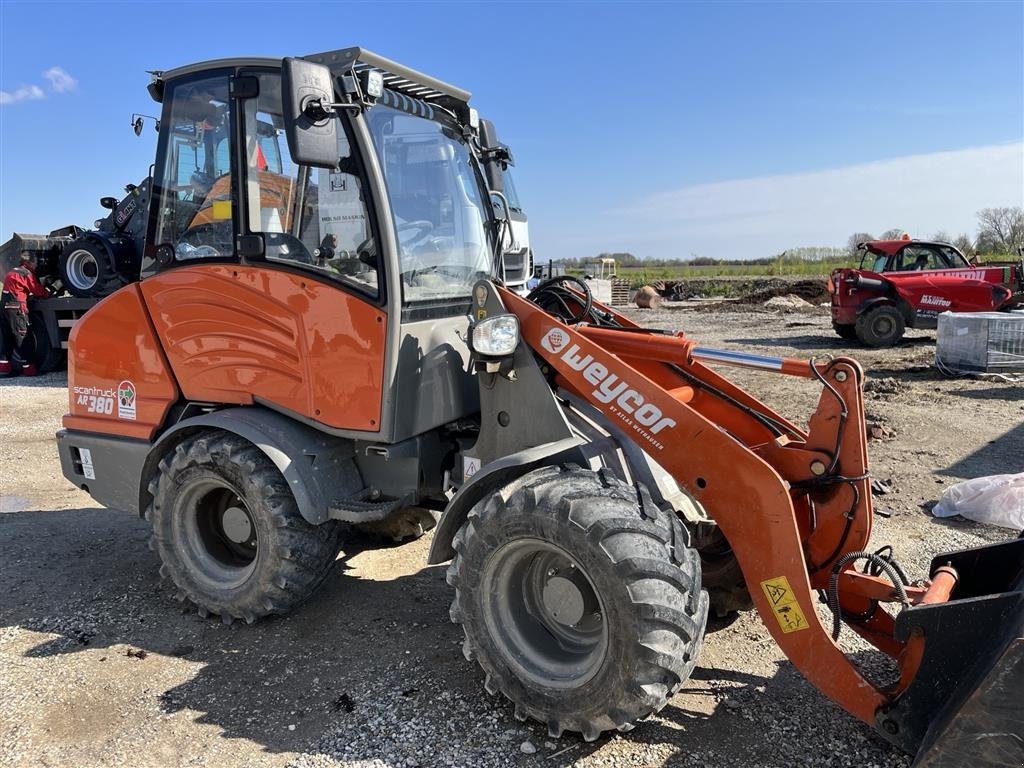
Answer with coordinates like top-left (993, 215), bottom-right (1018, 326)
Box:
top-left (141, 48), bottom-right (513, 443)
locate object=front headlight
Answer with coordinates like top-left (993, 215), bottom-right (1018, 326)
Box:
top-left (471, 314), bottom-right (520, 357)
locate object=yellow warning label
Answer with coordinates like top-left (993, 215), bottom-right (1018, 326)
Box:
top-left (212, 200), bottom-right (232, 220)
top-left (760, 575), bottom-right (810, 634)
top-left (476, 308), bottom-right (487, 320)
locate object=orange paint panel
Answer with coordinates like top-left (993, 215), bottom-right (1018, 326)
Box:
top-left (140, 265), bottom-right (385, 431)
top-left (62, 285), bottom-right (180, 440)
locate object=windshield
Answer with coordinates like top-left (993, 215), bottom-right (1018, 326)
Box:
top-left (503, 169), bottom-right (522, 213)
top-left (366, 104), bottom-right (493, 302)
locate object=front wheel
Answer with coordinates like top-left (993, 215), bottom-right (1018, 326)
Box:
top-left (832, 323), bottom-right (857, 340)
top-left (146, 433), bottom-right (342, 623)
top-left (448, 466), bottom-right (708, 739)
top-left (855, 305), bottom-right (905, 347)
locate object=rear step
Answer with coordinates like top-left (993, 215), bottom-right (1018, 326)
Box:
top-left (874, 536), bottom-right (1024, 767)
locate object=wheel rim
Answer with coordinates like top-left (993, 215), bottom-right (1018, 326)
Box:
top-left (872, 314), bottom-right (895, 338)
top-left (65, 248), bottom-right (99, 291)
top-left (480, 539), bottom-right (607, 688)
top-left (178, 478), bottom-right (259, 588)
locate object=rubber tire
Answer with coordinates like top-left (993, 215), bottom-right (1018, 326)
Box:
top-left (855, 305), bottom-right (905, 347)
top-left (59, 237), bottom-right (125, 298)
top-left (448, 465), bottom-right (709, 740)
top-left (146, 432), bottom-right (341, 624)
top-left (23, 314), bottom-right (65, 373)
top-left (832, 323), bottom-right (857, 340)
top-left (690, 522), bottom-right (753, 617)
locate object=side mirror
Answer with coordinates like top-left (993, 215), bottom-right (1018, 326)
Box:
top-left (281, 57), bottom-right (339, 169)
top-left (99, 197), bottom-right (118, 210)
top-left (478, 119), bottom-right (506, 194)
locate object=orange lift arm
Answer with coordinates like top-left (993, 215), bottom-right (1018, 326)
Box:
top-left (499, 286), bottom-right (937, 726)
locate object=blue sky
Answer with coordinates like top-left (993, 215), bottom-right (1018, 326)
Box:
top-left (1, 1), bottom-right (1022, 260)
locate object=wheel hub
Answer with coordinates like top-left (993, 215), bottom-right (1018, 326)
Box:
top-left (66, 248), bottom-right (99, 290)
top-left (221, 505), bottom-right (254, 544)
top-left (542, 575), bottom-right (586, 626)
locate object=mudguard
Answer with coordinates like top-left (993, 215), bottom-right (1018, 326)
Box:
top-left (139, 406), bottom-right (361, 526)
top-left (426, 436), bottom-right (587, 565)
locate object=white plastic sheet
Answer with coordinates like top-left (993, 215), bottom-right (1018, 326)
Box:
top-left (932, 473), bottom-right (1024, 530)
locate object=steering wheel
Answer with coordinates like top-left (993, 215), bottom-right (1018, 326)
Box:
top-left (396, 219), bottom-right (434, 248)
top-left (178, 222), bottom-right (232, 257)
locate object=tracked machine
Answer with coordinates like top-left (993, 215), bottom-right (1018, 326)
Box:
top-left (56, 49), bottom-right (1022, 766)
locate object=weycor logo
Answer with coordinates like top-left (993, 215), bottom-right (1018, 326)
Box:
top-left (543, 328), bottom-right (677, 446)
top-left (541, 328), bottom-right (570, 353)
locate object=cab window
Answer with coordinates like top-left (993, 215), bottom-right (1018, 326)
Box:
top-left (242, 72), bottom-right (379, 297)
top-left (897, 246), bottom-right (953, 271)
top-left (154, 73), bottom-right (236, 260)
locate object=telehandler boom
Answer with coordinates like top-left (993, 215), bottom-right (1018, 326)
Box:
top-left (56, 48), bottom-right (1022, 766)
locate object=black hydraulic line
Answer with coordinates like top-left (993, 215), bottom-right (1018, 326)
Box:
top-left (827, 549), bottom-right (911, 640)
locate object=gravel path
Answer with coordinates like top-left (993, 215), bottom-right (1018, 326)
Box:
top-left (1, 305), bottom-right (1019, 768)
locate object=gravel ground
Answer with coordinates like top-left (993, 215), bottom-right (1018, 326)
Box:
top-left (1, 302), bottom-right (1020, 768)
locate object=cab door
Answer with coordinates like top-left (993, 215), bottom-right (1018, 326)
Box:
top-left (141, 68), bottom-right (388, 435)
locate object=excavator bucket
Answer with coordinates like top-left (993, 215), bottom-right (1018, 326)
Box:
top-left (877, 536), bottom-right (1024, 767)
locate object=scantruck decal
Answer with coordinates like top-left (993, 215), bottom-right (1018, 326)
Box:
top-left (543, 328), bottom-right (676, 450)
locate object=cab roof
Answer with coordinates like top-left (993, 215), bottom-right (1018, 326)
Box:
top-left (861, 240), bottom-right (951, 256)
top-left (151, 47), bottom-right (471, 107)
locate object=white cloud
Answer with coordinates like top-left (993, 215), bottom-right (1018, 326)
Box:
top-left (0, 84), bottom-right (45, 105)
top-left (1, 67), bottom-right (77, 107)
top-left (42, 66), bottom-right (77, 93)
top-left (543, 142), bottom-right (1024, 260)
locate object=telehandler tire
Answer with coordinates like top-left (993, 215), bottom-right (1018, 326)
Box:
top-left (146, 433), bottom-right (341, 624)
top-left (855, 305), bottom-right (905, 347)
top-left (832, 323), bottom-right (857, 341)
top-left (447, 465), bottom-right (708, 739)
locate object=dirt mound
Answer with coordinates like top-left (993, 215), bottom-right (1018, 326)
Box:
top-left (739, 278), bottom-right (829, 305)
top-left (653, 277), bottom-right (830, 304)
top-left (764, 294), bottom-right (813, 310)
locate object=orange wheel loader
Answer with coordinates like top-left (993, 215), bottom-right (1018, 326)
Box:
top-left (56, 49), bottom-right (1023, 766)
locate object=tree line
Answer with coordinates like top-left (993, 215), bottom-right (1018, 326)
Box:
top-left (572, 207), bottom-right (1023, 267)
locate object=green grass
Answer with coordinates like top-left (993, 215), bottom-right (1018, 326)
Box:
top-left (566, 258), bottom-right (851, 289)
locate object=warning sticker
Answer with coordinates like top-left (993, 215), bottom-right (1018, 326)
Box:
top-left (463, 456), bottom-right (481, 480)
top-left (117, 380), bottom-right (137, 421)
top-left (79, 448), bottom-right (95, 480)
top-left (760, 575), bottom-right (810, 634)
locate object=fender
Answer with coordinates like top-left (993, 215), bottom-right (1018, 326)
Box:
top-left (426, 436), bottom-right (587, 565)
top-left (139, 406), bottom-right (361, 525)
top-left (857, 294), bottom-right (904, 318)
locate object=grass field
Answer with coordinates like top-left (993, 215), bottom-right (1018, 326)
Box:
top-left (560, 258), bottom-right (852, 289)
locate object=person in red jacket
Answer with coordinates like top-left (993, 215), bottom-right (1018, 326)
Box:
top-left (1, 251), bottom-right (50, 376)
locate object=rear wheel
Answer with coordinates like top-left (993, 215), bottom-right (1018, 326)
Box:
top-left (856, 305), bottom-right (905, 347)
top-left (59, 237), bottom-right (125, 298)
top-left (146, 433), bottom-right (342, 623)
top-left (23, 314), bottom-right (65, 373)
top-left (448, 466), bottom-right (708, 739)
top-left (832, 323), bottom-right (857, 340)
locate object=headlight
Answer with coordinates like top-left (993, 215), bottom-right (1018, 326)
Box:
top-left (471, 314), bottom-right (520, 357)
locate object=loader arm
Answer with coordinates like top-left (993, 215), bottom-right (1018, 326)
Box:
top-left (495, 283), bottom-right (1024, 760)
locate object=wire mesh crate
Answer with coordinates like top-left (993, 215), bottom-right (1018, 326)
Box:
top-left (936, 311), bottom-right (1024, 373)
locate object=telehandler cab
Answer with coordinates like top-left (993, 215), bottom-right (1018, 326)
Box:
top-left (57, 48), bottom-right (1022, 766)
